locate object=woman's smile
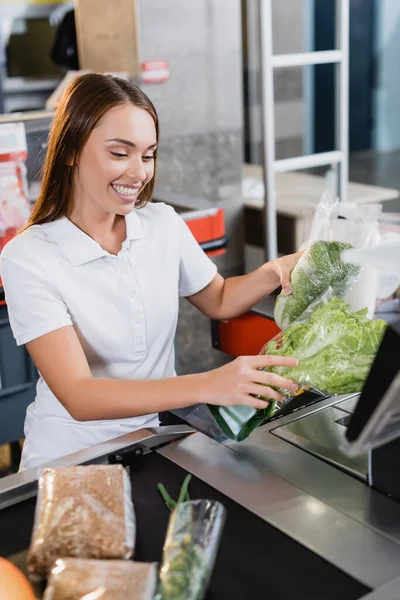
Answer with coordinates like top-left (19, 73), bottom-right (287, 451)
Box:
top-left (110, 183), bottom-right (142, 204)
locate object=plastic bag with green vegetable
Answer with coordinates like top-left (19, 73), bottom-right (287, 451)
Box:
top-left (155, 476), bottom-right (226, 600)
top-left (263, 294), bottom-right (387, 397)
top-left (207, 401), bottom-right (276, 442)
top-left (208, 291), bottom-right (386, 442)
top-left (274, 240), bottom-right (361, 330)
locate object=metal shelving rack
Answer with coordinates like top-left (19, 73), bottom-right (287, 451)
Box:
top-left (258, 0), bottom-right (350, 260)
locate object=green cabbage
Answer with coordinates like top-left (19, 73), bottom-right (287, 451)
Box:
top-left (274, 240), bottom-right (361, 329)
top-left (265, 297), bottom-right (387, 395)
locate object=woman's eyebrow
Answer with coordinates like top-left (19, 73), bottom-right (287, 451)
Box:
top-left (106, 137), bottom-right (135, 148)
top-left (106, 138), bottom-right (158, 150)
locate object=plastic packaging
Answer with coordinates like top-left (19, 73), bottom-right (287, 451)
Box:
top-left (294, 192), bottom-right (399, 318)
top-left (155, 499), bottom-right (226, 600)
top-left (305, 192), bottom-right (382, 249)
top-left (342, 241), bottom-right (400, 299)
top-left (207, 402), bottom-right (276, 442)
top-left (28, 465), bottom-right (136, 577)
top-left (43, 558), bottom-right (157, 600)
top-left (264, 291), bottom-right (387, 397)
top-left (274, 239), bottom-right (361, 330)
top-left (207, 290), bottom-right (387, 442)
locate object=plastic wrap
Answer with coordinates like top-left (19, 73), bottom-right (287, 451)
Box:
top-left (305, 192), bottom-right (382, 249)
top-left (264, 292), bottom-right (387, 397)
top-left (292, 192), bottom-right (396, 319)
top-left (43, 558), bottom-right (157, 600)
top-left (207, 402), bottom-right (276, 442)
top-left (274, 240), bottom-right (360, 330)
top-left (156, 499), bottom-right (226, 600)
top-left (206, 291), bottom-right (387, 443)
top-left (28, 465), bottom-right (136, 577)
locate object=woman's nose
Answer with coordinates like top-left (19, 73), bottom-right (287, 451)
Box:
top-left (126, 158), bottom-right (146, 182)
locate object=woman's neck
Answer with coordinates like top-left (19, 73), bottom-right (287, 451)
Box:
top-left (68, 205), bottom-right (127, 255)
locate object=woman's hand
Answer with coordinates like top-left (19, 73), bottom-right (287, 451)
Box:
top-left (199, 355), bottom-right (299, 409)
top-left (268, 251), bottom-right (303, 295)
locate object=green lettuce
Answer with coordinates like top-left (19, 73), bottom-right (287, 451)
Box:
top-left (265, 297), bottom-right (386, 395)
top-left (274, 240), bottom-right (361, 329)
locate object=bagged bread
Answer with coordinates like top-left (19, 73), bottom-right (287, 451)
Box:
top-left (43, 558), bottom-right (157, 600)
top-left (28, 465), bottom-right (135, 577)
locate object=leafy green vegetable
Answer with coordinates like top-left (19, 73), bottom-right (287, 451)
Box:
top-left (158, 474), bottom-right (192, 512)
top-left (274, 240), bottom-right (361, 329)
top-left (266, 297), bottom-right (386, 394)
top-left (208, 401), bottom-right (276, 441)
top-left (156, 477), bottom-right (226, 600)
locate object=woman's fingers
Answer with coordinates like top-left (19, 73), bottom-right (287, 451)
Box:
top-left (248, 384), bottom-right (285, 403)
top-left (279, 264), bottom-right (293, 295)
top-left (249, 354), bottom-right (298, 369)
top-left (254, 370), bottom-right (298, 393)
top-left (239, 385), bottom-right (284, 407)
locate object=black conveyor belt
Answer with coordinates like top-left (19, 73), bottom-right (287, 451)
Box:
top-left (0, 452), bottom-right (370, 599)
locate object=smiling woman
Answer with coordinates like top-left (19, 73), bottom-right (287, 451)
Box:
top-left (22, 74), bottom-right (159, 230)
top-left (0, 73), bottom-right (301, 470)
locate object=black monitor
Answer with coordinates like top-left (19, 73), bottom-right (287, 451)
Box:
top-left (344, 319), bottom-right (400, 458)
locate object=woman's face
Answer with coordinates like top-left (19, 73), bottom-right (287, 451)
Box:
top-left (73, 103), bottom-right (157, 216)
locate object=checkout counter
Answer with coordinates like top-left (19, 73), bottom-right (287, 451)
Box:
top-left (0, 318), bottom-right (399, 599)
top-left (0, 108), bottom-right (399, 599)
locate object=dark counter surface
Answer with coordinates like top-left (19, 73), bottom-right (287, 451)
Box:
top-left (1, 451), bottom-right (369, 600)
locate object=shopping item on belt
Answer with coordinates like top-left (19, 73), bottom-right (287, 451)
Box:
top-left (28, 465), bottom-right (136, 577)
top-left (43, 558), bottom-right (156, 600)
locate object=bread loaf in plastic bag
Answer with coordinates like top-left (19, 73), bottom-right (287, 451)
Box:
top-left (28, 465), bottom-right (135, 577)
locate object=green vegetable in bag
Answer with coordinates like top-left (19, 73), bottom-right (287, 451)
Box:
top-left (265, 297), bottom-right (386, 395)
top-left (274, 240), bottom-right (361, 329)
top-left (155, 477), bottom-right (226, 600)
top-left (207, 402), bottom-right (276, 442)
top-left (208, 296), bottom-right (386, 442)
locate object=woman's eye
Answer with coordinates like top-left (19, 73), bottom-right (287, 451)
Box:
top-left (111, 152), bottom-right (128, 158)
top-left (143, 155), bottom-right (154, 162)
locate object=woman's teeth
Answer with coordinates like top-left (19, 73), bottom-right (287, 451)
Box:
top-left (112, 184), bottom-right (139, 197)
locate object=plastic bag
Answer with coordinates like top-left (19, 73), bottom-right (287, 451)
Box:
top-left (289, 191), bottom-right (394, 320)
top-left (305, 191), bottom-right (382, 248)
top-left (28, 465), bottom-right (136, 577)
top-left (207, 402), bottom-right (276, 442)
top-left (43, 558), bottom-right (157, 600)
top-left (171, 405), bottom-right (229, 443)
top-left (274, 239), bottom-right (361, 330)
top-left (155, 499), bottom-right (226, 600)
top-left (263, 290), bottom-right (387, 397)
top-left (207, 289), bottom-right (387, 442)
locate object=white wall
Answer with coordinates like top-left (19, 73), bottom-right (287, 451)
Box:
top-left (373, 1), bottom-right (400, 152)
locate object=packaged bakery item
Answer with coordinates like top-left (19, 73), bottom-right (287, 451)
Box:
top-left (43, 558), bottom-right (157, 600)
top-left (28, 465), bottom-right (135, 577)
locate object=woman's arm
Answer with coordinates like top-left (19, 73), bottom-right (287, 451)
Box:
top-left (188, 252), bottom-right (302, 320)
top-left (26, 326), bottom-right (299, 422)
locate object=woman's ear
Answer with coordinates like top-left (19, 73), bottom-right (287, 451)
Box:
top-left (66, 155), bottom-right (75, 167)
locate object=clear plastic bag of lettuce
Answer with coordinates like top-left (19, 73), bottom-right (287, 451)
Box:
top-left (262, 288), bottom-right (387, 398)
top-left (274, 239), bottom-right (361, 330)
top-left (275, 192), bottom-right (385, 328)
top-left (209, 289), bottom-right (387, 442)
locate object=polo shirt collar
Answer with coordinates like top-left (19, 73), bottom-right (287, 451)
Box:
top-left (44, 210), bottom-right (144, 266)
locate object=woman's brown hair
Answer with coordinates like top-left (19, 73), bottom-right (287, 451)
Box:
top-left (23, 73), bottom-right (159, 229)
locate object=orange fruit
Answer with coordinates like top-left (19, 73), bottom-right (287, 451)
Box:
top-left (0, 557), bottom-right (36, 600)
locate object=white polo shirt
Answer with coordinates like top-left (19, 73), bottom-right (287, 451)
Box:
top-left (0, 202), bottom-right (217, 469)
